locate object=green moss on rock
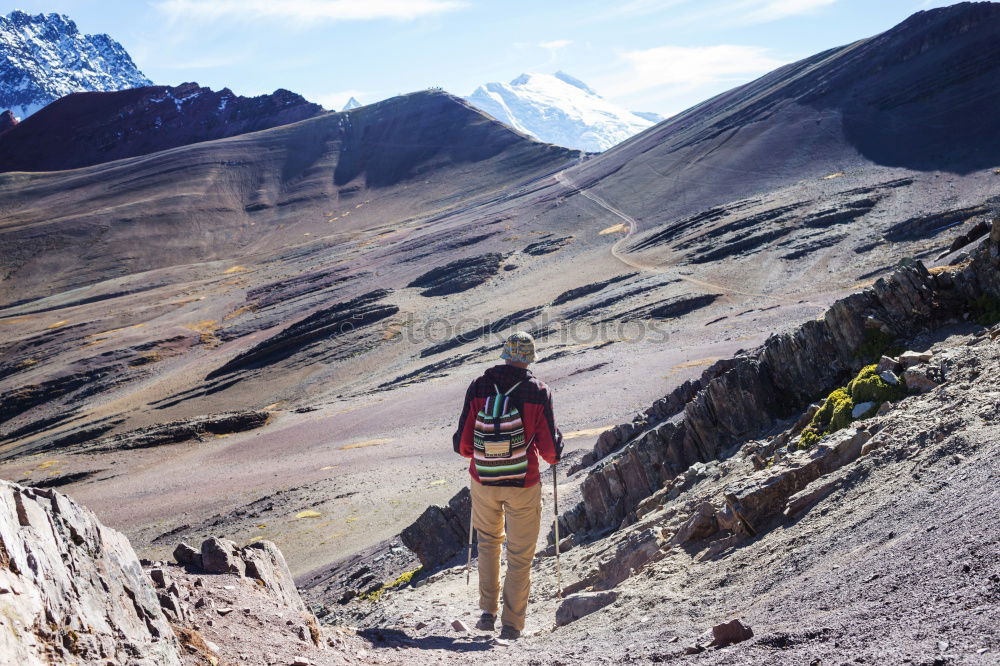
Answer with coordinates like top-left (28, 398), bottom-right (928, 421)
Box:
top-left (798, 364), bottom-right (909, 449)
top-left (847, 364), bottom-right (907, 404)
top-left (357, 567), bottom-right (423, 602)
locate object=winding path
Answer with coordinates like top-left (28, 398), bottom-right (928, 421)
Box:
top-left (554, 169), bottom-right (766, 299)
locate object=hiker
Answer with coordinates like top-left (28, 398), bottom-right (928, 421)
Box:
top-left (453, 331), bottom-right (563, 640)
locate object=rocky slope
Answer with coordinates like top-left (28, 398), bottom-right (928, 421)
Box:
top-left (0, 10), bottom-right (150, 120)
top-left (0, 82), bottom-right (325, 173)
top-left (467, 71), bottom-right (656, 152)
top-left (562, 1), bottom-right (1000, 267)
top-left (302, 215), bottom-right (1000, 665)
top-left (0, 89), bottom-right (576, 303)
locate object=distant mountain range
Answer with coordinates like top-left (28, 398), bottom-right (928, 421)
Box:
top-left (0, 10), bottom-right (151, 119)
top-left (467, 71), bottom-right (661, 152)
top-left (0, 9), bottom-right (660, 154)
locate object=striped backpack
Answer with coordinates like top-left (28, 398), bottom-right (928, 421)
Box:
top-left (473, 382), bottom-right (529, 485)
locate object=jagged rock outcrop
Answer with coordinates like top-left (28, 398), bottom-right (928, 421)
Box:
top-left (557, 214), bottom-right (1000, 541)
top-left (399, 487), bottom-right (472, 569)
top-left (172, 537), bottom-right (305, 612)
top-left (0, 480), bottom-right (181, 665)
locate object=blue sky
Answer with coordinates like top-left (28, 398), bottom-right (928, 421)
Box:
top-left (8, 0), bottom-right (969, 115)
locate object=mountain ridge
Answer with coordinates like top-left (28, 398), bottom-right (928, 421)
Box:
top-left (0, 82), bottom-right (326, 173)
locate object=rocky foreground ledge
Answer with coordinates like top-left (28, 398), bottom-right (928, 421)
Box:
top-left (0, 479), bottom-right (372, 665)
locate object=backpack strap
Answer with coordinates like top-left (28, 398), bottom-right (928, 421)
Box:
top-left (503, 381), bottom-right (522, 396)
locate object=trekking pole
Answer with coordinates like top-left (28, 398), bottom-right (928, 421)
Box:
top-left (553, 462), bottom-right (562, 599)
top-left (466, 482), bottom-right (475, 586)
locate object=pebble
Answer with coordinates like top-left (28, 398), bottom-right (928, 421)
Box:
top-left (217, 608), bottom-right (234, 616)
top-left (937, 640), bottom-right (949, 651)
top-left (451, 619), bottom-right (469, 632)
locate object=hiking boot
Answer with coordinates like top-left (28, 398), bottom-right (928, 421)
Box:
top-left (499, 625), bottom-right (521, 640)
top-left (475, 613), bottom-right (496, 631)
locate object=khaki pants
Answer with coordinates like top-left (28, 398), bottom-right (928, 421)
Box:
top-left (471, 480), bottom-right (542, 631)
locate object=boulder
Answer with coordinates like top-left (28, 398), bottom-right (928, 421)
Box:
top-left (726, 428), bottom-right (871, 530)
top-left (201, 537), bottom-right (245, 575)
top-left (555, 591), bottom-right (618, 626)
top-left (149, 567), bottom-right (171, 588)
top-left (852, 401), bottom-right (876, 418)
top-left (668, 501), bottom-right (718, 545)
top-left (879, 370), bottom-right (900, 385)
top-left (176, 538), bottom-right (306, 611)
top-left (711, 619), bottom-right (754, 647)
top-left (903, 366), bottom-right (940, 393)
top-left (876, 355), bottom-right (900, 373)
top-left (594, 528), bottom-right (666, 590)
top-left (400, 487), bottom-right (470, 569)
top-left (784, 477), bottom-right (841, 516)
top-left (0, 480), bottom-right (181, 665)
top-left (173, 541), bottom-right (202, 570)
top-left (899, 350), bottom-right (933, 367)
top-left (242, 540), bottom-right (306, 611)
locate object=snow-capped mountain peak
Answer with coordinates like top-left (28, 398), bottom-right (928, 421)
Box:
top-left (552, 70), bottom-right (598, 96)
top-left (466, 71), bottom-right (658, 152)
top-left (0, 10), bottom-right (151, 119)
top-left (342, 96), bottom-right (362, 111)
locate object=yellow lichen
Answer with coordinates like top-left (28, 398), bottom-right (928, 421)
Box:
top-left (295, 510), bottom-right (322, 519)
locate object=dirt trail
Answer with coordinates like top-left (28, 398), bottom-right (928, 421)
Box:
top-left (554, 170), bottom-right (788, 301)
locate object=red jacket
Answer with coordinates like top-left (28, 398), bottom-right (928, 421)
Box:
top-left (454, 364), bottom-right (562, 487)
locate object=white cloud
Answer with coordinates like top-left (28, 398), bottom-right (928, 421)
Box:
top-left (155, 52), bottom-right (250, 70)
top-left (605, 44), bottom-right (787, 99)
top-left (153, 0), bottom-right (465, 24)
top-left (737, 0), bottom-right (839, 24)
top-left (597, 0), bottom-right (840, 27)
top-left (538, 39), bottom-right (573, 51)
